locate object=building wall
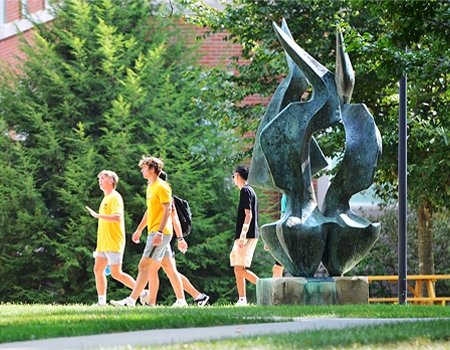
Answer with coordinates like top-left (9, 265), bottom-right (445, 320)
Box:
top-left (5, 0), bottom-right (21, 22)
top-left (0, 30), bottom-right (31, 67)
top-left (0, 3), bottom-right (242, 71)
top-left (0, 0), bottom-right (50, 67)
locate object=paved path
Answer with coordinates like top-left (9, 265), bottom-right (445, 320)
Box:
top-left (0, 318), bottom-right (429, 350)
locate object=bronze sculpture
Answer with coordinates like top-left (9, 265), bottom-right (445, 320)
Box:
top-left (249, 19), bottom-right (382, 277)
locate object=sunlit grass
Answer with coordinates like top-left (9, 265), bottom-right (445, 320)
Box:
top-left (155, 320), bottom-right (450, 350)
top-left (1, 303), bottom-right (450, 346)
top-left (78, 320), bottom-right (450, 349)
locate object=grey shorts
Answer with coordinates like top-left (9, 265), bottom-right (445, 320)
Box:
top-left (143, 232), bottom-right (172, 262)
top-left (95, 251), bottom-right (123, 265)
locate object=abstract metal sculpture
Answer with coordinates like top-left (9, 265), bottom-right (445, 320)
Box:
top-left (249, 19), bottom-right (382, 277)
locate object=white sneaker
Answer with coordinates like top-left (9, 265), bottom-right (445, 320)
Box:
top-left (110, 297), bottom-right (136, 307)
top-left (140, 289), bottom-right (150, 305)
top-left (172, 299), bottom-right (188, 308)
top-left (235, 299), bottom-right (248, 306)
top-left (91, 302), bottom-right (107, 307)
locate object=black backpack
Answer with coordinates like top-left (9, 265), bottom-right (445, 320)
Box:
top-left (173, 195), bottom-right (192, 236)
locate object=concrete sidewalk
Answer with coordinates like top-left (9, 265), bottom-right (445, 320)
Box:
top-left (0, 318), bottom-right (427, 350)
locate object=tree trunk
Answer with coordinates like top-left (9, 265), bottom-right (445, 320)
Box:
top-left (417, 199), bottom-right (434, 280)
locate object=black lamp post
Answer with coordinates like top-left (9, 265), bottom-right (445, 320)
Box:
top-left (398, 75), bottom-right (408, 305)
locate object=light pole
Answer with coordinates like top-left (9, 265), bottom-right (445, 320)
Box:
top-left (398, 75), bottom-right (408, 305)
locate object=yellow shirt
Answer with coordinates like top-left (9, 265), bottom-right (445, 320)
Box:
top-left (96, 190), bottom-right (125, 252)
top-left (146, 178), bottom-right (172, 234)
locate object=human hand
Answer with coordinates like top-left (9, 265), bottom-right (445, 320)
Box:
top-left (177, 239), bottom-right (188, 254)
top-left (152, 231), bottom-right (163, 246)
top-left (238, 238), bottom-right (247, 248)
top-left (132, 230), bottom-right (141, 244)
top-left (85, 206), bottom-right (98, 218)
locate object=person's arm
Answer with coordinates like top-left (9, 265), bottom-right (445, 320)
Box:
top-left (132, 210), bottom-right (148, 243)
top-left (85, 206), bottom-right (121, 222)
top-left (238, 208), bottom-right (252, 247)
top-left (172, 205), bottom-right (188, 253)
top-left (152, 202), bottom-right (171, 246)
top-left (158, 202), bottom-right (171, 233)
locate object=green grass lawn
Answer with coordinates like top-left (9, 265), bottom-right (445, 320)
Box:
top-left (1, 303), bottom-right (449, 348)
top-left (158, 320), bottom-right (450, 350)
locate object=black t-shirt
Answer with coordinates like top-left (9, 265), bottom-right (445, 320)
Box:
top-left (235, 184), bottom-right (259, 239)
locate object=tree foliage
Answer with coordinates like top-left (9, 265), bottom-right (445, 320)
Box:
top-left (184, 0), bottom-right (449, 274)
top-left (185, 0), bottom-right (449, 208)
top-left (0, 0), bottom-right (241, 303)
top-left (353, 210), bottom-right (450, 296)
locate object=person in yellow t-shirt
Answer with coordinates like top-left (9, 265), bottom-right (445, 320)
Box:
top-left (86, 170), bottom-right (136, 306)
top-left (110, 157), bottom-right (187, 307)
top-left (138, 171), bottom-right (210, 307)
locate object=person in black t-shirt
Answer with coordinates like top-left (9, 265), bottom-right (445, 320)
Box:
top-left (230, 165), bottom-right (259, 306)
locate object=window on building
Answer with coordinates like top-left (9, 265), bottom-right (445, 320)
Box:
top-left (21, 0), bottom-right (29, 17)
top-left (0, 0), bottom-right (5, 25)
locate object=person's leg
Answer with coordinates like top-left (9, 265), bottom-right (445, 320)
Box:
top-left (146, 258), bottom-right (162, 305)
top-left (230, 240), bottom-right (246, 301)
top-left (234, 265), bottom-right (247, 298)
top-left (161, 256), bottom-right (199, 298)
top-left (272, 262), bottom-right (284, 278)
top-left (180, 272), bottom-right (210, 305)
top-left (93, 256), bottom-right (108, 304)
top-left (241, 266), bottom-right (258, 284)
top-left (232, 238), bottom-right (259, 305)
top-left (111, 233), bottom-right (169, 307)
top-left (180, 273), bottom-right (201, 299)
top-left (161, 256), bottom-right (185, 301)
top-left (110, 256), bottom-right (153, 307)
top-left (141, 269), bottom-right (159, 306)
top-left (129, 256), bottom-right (154, 301)
top-left (109, 264), bottom-right (136, 289)
top-left (241, 239), bottom-right (259, 285)
top-left (161, 257), bottom-right (209, 305)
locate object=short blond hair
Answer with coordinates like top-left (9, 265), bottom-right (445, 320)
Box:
top-left (138, 156), bottom-right (164, 175)
top-left (97, 170), bottom-right (119, 188)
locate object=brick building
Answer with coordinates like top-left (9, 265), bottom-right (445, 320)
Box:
top-left (0, 0), bottom-right (52, 67)
top-left (0, 1), bottom-right (241, 70)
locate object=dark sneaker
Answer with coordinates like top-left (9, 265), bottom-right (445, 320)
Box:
top-left (194, 293), bottom-right (210, 307)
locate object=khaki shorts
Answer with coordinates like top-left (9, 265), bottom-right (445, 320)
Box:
top-left (230, 238), bottom-right (258, 268)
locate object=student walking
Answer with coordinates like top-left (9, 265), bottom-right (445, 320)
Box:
top-left (230, 165), bottom-right (259, 306)
top-left (86, 170), bottom-right (136, 306)
top-left (110, 157), bottom-right (187, 307)
top-left (140, 171), bottom-right (209, 306)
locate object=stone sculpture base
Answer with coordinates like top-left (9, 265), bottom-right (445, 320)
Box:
top-left (256, 276), bottom-right (368, 305)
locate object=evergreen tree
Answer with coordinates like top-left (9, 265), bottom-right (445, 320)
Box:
top-left (0, 118), bottom-right (56, 301)
top-left (0, 0), bottom-right (237, 303)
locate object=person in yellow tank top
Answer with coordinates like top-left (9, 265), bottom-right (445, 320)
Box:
top-left (85, 170), bottom-right (137, 306)
top-left (111, 157), bottom-right (187, 307)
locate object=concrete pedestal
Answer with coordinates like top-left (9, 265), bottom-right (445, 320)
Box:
top-left (256, 276), bottom-right (368, 305)
top-left (335, 276), bottom-right (369, 304)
